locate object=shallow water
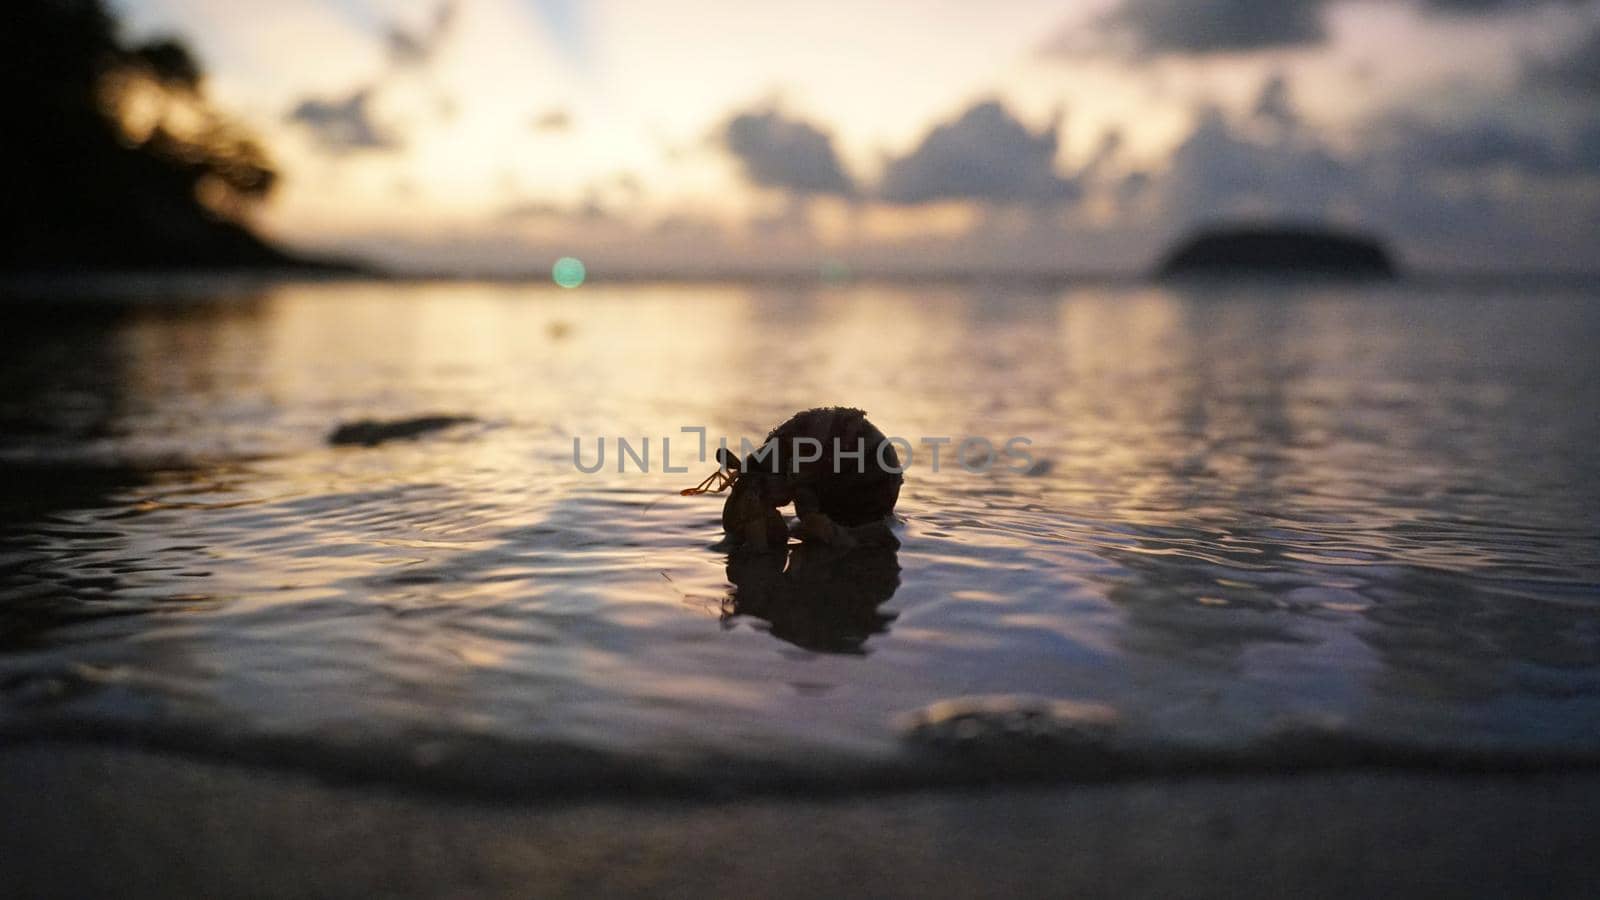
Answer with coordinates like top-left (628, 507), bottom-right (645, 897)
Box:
top-left (2, 277), bottom-right (1598, 791)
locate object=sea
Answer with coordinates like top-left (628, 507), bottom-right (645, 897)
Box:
top-left (2, 275), bottom-right (1597, 795)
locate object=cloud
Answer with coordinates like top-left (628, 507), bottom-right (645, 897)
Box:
top-left (1574, 120), bottom-right (1600, 172)
top-left (285, 2), bottom-right (461, 156)
top-left (602, 171), bottom-right (643, 199)
top-left (1522, 24), bottom-right (1600, 95)
top-left (282, 1), bottom-right (458, 156)
top-left (1113, 64), bottom-right (1600, 269)
top-left (285, 88), bottom-right (399, 153)
top-left (386, 1), bottom-right (458, 68)
top-left (1148, 87), bottom-right (1579, 228)
top-left (1100, 0), bottom-right (1331, 55)
top-left (496, 198), bottom-right (614, 225)
top-left (531, 108), bottom-right (573, 133)
top-left (1253, 73), bottom-right (1299, 128)
top-left (1051, 0), bottom-right (1587, 58)
top-left (720, 106), bottom-right (857, 197)
top-left (496, 200), bottom-right (565, 222)
top-left (879, 100), bottom-right (1080, 206)
top-left (1380, 117), bottom-right (1571, 174)
top-left (1082, 130), bottom-right (1126, 177)
top-left (1421, 0), bottom-right (1588, 12)
top-left (1156, 106), bottom-right (1353, 222)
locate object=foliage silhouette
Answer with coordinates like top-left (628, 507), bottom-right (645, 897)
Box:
top-left (0, 0), bottom-right (346, 272)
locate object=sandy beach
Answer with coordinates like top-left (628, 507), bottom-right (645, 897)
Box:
top-left (4, 743), bottom-right (1597, 899)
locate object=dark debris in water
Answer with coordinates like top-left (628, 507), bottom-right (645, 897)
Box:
top-left (327, 416), bottom-right (478, 447)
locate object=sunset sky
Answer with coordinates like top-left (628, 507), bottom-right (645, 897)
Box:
top-left (111, 0), bottom-right (1600, 274)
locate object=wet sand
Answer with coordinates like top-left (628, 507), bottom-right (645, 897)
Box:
top-left (3, 743), bottom-right (1596, 898)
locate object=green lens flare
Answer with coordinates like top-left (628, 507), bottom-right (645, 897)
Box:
top-left (552, 256), bottom-right (586, 288)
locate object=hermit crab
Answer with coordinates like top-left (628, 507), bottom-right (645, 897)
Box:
top-left (682, 407), bottom-right (902, 552)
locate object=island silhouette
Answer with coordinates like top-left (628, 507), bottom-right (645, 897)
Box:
top-left (1157, 223), bottom-right (1398, 280)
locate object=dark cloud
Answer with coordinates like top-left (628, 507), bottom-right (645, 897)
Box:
top-left (1122, 65), bottom-right (1600, 269)
top-left (1421, 0), bottom-right (1587, 12)
top-left (286, 88), bottom-right (399, 152)
top-left (1101, 0), bottom-right (1330, 55)
top-left (1253, 73), bottom-right (1299, 128)
top-left (1573, 119), bottom-right (1600, 171)
top-left (1381, 117), bottom-right (1570, 174)
top-left (1056, 0), bottom-right (1587, 58)
top-left (1115, 170), bottom-right (1154, 209)
top-left (1522, 25), bottom-right (1600, 95)
top-left (1158, 106), bottom-right (1353, 221)
top-left (387, 1), bottom-right (457, 68)
top-left (1082, 130), bottom-right (1125, 177)
top-left (286, 2), bottom-right (456, 155)
top-left (720, 107), bottom-right (856, 197)
top-left (879, 101), bottom-right (1080, 206)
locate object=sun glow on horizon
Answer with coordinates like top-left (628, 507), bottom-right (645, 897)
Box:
top-left (109, 0), bottom-right (1600, 273)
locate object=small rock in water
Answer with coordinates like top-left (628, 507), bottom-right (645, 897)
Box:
top-left (896, 694), bottom-right (1119, 747)
top-left (895, 695), bottom-right (1130, 779)
top-left (327, 415), bottom-right (477, 447)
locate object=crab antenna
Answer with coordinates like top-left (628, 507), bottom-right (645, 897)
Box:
top-left (679, 466), bottom-right (737, 496)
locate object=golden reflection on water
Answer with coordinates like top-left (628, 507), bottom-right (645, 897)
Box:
top-left (1, 278), bottom-right (1599, 769)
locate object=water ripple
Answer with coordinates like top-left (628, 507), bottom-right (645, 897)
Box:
top-left (1, 279), bottom-right (1598, 789)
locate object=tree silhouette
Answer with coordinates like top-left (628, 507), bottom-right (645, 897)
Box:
top-left (0, 0), bottom-right (339, 272)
